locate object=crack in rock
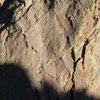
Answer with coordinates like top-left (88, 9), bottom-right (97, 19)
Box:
top-left (70, 47), bottom-right (81, 100)
top-left (69, 38), bottom-right (90, 99)
top-left (31, 46), bottom-right (38, 53)
top-left (81, 38), bottom-right (89, 67)
top-left (23, 34), bottom-right (28, 48)
top-left (67, 16), bottom-right (76, 35)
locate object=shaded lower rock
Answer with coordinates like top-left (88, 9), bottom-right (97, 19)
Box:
top-left (0, 63), bottom-right (99, 100)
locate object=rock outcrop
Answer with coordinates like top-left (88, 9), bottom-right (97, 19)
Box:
top-left (0, 0), bottom-right (100, 99)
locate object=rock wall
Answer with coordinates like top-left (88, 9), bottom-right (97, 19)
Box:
top-left (0, 0), bottom-right (100, 99)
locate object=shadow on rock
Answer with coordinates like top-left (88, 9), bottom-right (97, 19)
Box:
top-left (0, 63), bottom-right (99, 100)
top-left (44, 0), bottom-right (55, 10)
top-left (0, 0), bottom-right (24, 32)
top-left (0, 63), bottom-right (38, 100)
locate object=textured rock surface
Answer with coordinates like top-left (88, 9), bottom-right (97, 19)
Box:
top-left (0, 0), bottom-right (100, 99)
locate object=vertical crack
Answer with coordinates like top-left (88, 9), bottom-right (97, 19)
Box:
top-left (70, 47), bottom-right (81, 100)
top-left (81, 38), bottom-right (89, 67)
top-left (69, 38), bottom-right (89, 99)
top-left (66, 16), bottom-right (76, 39)
top-left (67, 16), bottom-right (76, 33)
top-left (23, 34), bottom-right (28, 48)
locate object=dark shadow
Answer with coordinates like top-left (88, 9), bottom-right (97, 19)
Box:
top-left (71, 47), bottom-right (81, 70)
top-left (44, 0), bottom-right (55, 10)
top-left (67, 16), bottom-right (76, 33)
top-left (0, 0), bottom-right (25, 32)
top-left (72, 0), bottom-right (78, 9)
top-left (71, 47), bottom-right (81, 71)
top-left (0, 63), bottom-right (99, 100)
top-left (71, 47), bottom-right (76, 62)
top-left (81, 38), bottom-right (89, 67)
top-left (66, 36), bottom-right (71, 46)
top-left (0, 63), bottom-right (38, 100)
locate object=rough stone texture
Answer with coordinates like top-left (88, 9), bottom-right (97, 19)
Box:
top-left (0, 0), bottom-right (100, 99)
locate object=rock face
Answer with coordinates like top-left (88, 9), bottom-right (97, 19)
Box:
top-left (0, 0), bottom-right (100, 99)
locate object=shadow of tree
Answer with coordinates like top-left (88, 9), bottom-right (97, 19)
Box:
top-left (0, 0), bottom-right (24, 32)
top-left (0, 63), bottom-right (99, 100)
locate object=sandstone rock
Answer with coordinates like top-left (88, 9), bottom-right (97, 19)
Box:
top-left (0, 0), bottom-right (100, 99)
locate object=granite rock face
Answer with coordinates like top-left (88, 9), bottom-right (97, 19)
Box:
top-left (0, 0), bottom-right (100, 99)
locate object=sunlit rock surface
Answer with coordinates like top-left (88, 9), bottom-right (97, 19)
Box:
top-left (0, 0), bottom-right (100, 99)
